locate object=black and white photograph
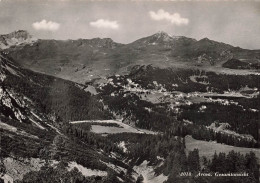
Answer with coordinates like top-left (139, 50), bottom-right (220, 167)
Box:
top-left (0, 0), bottom-right (259, 183)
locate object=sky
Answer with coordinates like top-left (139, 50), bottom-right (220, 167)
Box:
top-left (0, 0), bottom-right (260, 49)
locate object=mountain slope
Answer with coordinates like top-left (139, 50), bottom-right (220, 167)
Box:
top-left (1, 51), bottom-right (112, 123)
top-left (0, 52), bottom-right (135, 183)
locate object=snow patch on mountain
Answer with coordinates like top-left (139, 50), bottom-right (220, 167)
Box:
top-left (133, 160), bottom-right (168, 183)
top-left (101, 161), bottom-right (127, 174)
top-left (29, 118), bottom-right (46, 130)
top-left (0, 88), bottom-right (27, 122)
top-left (118, 141), bottom-right (127, 153)
top-left (31, 111), bottom-right (43, 121)
top-left (67, 161), bottom-right (107, 177)
top-left (46, 123), bottom-right (62, 135)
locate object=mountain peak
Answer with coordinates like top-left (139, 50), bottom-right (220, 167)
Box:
top-left (200, 37), bottom-right (211, 42)
top-left (14, 30), bottom-right (30, 34)
top-left (148, 31), bottom-right (174, 43)
top-left (0, 30), bottom-right (37, 50)
top-left (155, 31), bottom-right (170, 36)
top-left (6, 30), bottom-right (33, 39)
top-left (154, 31), bottom-right (172, 39)
top-left (131, 31), bottom-right (196, 47)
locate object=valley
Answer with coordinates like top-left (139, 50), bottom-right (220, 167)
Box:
top-left (0, 30), bottom-right (259, 183)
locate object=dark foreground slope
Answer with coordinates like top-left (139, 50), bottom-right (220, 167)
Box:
top-left (0, 52), bottom-right (133, 183)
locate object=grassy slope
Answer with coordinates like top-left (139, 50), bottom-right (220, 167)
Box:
top-left (185, 135), bottom-right (260, 163)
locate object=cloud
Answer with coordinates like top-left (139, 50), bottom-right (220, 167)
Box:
top-left (90, 19), bottom-right (119, 30)
top-left (32, 20), bottom-right (60, 31)
top-left (149, 9), bottom-right (189, 26)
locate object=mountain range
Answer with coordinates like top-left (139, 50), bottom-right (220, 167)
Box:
top-left (1, 30), bottom-right (259, 84)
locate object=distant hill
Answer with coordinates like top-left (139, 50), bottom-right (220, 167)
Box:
top-left (223, 58), bottom-right (260, 70)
